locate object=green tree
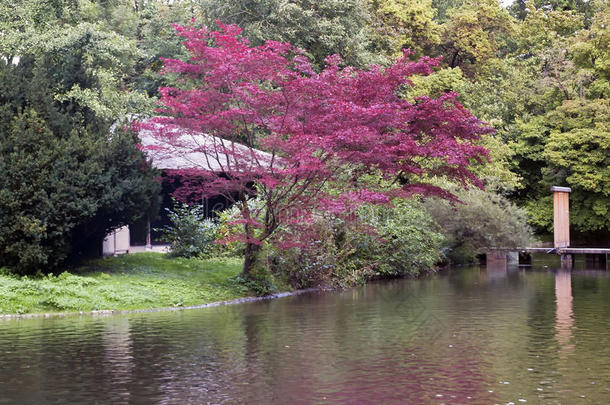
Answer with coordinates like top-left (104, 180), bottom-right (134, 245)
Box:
top-left (368, 0), bottom-right (441, 60)
top-left (509, 4), bottom-right (609, 232)
top-left (0, 1), bottom-right (160, 274)
top-left (516, 0), bottom-right (583, 53)
top-left (535, 100), bottom-right (610, 231)
top-left (0, 109), bottom-right (159, 274)
top-left (440, 0), bottom-right (515, 76)
top-left (508, 0), bottom-right (595, 24)
top-left (405, 64), bottom-right (523, 191)
top-left (431, 0), bottom-right (465, 22)
top-left (199, 0), bottom-right (380, 68)
top-left (131, 1), bottom-right (196, 95)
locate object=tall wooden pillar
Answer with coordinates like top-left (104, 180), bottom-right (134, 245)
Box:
top-left (551, 186), bottom-right (571, 249)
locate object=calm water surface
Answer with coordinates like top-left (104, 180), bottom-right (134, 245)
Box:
top-left (1, 259), bottom-right (610, 404)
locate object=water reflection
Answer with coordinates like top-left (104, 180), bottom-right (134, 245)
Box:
top-left (102, 318), bottom-right (134, 403)
top-left (485, 260), bottom-right (508, 281)
top-left (555, 270), bottom-right (574, 354)
top-left (1, 266), bottom-right (610, 404)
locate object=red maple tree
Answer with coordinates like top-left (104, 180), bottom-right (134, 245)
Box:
top-left (140, 22), bottom-right (491, 275)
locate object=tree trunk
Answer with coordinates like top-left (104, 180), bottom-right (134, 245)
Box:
top-left (450, 51), bottom-right (460, 68)
top-left (243, 242), bottom-right (261, 277)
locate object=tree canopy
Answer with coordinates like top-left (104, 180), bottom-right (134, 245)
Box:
top-left (143, 23), bottom-right (491, 274)
top-left (1, 0), bottom-right (607, 274)
top-left (0, 0), bottom-right (160, 274)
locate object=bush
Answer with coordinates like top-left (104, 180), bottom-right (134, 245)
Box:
top-left (354, 199), bottom-right (444, 277)
top-left (231, 265), bottom-right (280, 296)
top-left (213, 197), bottom-right (444, 290)
top-left (156, 200), bottom-right (217, 258)
top-left (424, 186), bottom-right (534, 264)
top-left (263, 199), bottom-right (444, 289)
top-left (266, 218), bottom-right (347, 289)
top-left (214, 202), bottom-right (249, 257)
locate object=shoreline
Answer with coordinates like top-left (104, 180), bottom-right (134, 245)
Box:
top-left (0, 287), bottom-right (323, 321)
top-left (0, 253), bottom-right (448, 321)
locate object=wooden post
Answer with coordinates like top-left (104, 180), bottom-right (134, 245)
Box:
top-left (146, 217), bottom-right (152, 251)
top-left (551, 186), bottom-right (571, 249)
top-left (561, 254), bottom-right (573, 270)
top-left (507, 251), bottom-right (519, 265)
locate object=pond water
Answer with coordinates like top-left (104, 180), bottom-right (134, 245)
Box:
top-left (1, 258), bottom-right (610, 404)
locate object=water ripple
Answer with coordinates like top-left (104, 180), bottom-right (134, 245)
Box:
top-left (1, 266), bottom-right (610, 404)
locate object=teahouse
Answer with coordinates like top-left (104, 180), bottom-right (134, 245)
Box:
top-left (103, 125), bottom-right (271, 256)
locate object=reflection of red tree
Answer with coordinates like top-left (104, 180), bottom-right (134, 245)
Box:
top-left (310, 343), bottom-right (497, 403)
top-left (555, 270), bottom-right (574, 354)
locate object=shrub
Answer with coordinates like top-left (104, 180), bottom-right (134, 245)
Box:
top-left (231, 265), bottom-right (280, 296)
top-left (263, 199), bottom-right (444, 289)
top-left (213, 199), bottom-right (262, 257)
top-left (424, 186), bottom-right (534, 264)
top-left (156, 200), bottom-right (217, 258)
top-left (266, 218), bottom-right (346, 289)
top-left (215, 197), bottom-right (443, 290)
top-left (354, 199), bottom-right (444, 277)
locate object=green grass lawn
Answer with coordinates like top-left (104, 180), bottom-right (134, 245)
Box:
top-left (0, 253), bottom-right (248, 315)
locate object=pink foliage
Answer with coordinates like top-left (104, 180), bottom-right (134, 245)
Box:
top-left (140, 22), bottom-right (492, 250)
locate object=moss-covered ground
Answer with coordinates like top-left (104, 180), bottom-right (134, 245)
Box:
top-left (0, 253), bottom-right (248, 315)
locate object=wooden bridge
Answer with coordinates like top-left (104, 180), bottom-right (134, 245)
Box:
top-left (488, 186), bottom-right (609, 269)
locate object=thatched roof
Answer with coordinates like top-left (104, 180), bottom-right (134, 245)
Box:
top-left (137, 126), bottom-right (273, 172)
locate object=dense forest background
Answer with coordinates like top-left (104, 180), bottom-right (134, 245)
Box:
top-left (0, 0), bottom-right (608, 273)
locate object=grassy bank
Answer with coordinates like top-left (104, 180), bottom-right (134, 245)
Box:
top-left (0, 253), bottom-right (249, 315)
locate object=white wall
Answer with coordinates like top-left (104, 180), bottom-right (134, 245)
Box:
top-left (102, 226), bottom-right (130, 256)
